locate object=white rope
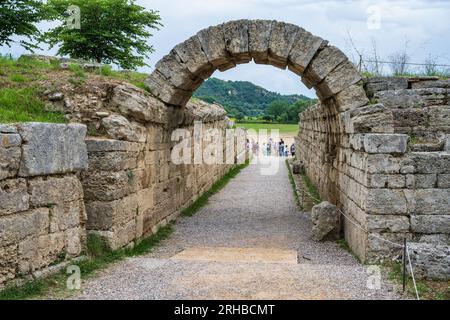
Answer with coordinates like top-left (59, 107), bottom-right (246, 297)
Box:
top-left (300, 183), bottom-right (421, 299)
top-left (405, 244), bottom-right (421, 300)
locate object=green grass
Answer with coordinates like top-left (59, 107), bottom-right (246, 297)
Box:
top-left (385, 262), bottom-right (450, 300)
top-left (337, 239), bottom-right (361, 263)
top-left (0, 224), bottom-right (174, 300)
top-left (99, 68), bottom-right (148, 90)
top-left (235, 122), bottom-right (299, 135)
top-left (181, 160), bottom-right (250, 217)
top-left (285, 159), bottom-right (301, 209)
top-left (301, 172), bottom-right (321, 204)
top-left (0, 87), bottom-right (67, 123)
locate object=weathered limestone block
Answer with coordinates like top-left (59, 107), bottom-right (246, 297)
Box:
top-left (311, 201), bottom-right (340, 241)
top-left (375, 88), bottom-right (450, 109)
top-left (0, 244), bottom-right (17, 284)
top-left (366, 232), bottom-right (411, 261)
top-left (351, 134), bottom-right (408, 154)
top-left (402, 152), bottom-right (450, 174)
top-left (65, 227), bottom-right (84, 257)
top-left (267, 22), bottom-right (299, 69)
top-left (197, 25), bottom-right (234, 70)
top-left (444, 135), bottom-right (450, 153)
top-left (83, 169), bottom-right (140, 201)
top-left (364, 189), bottom-right (407, 214)
top-left (0, 208), bottom-right (49, 247)
top-left (335, 83), bottom-right (369, 112)
top-left (85, 194), bottom-right (138, 231)
top-left (110, 84), bottom-right (169, 124)
top-left (248, 19), bottom-right (274, 64)
top-left (341, 103), bottom-right (394, 134)
top-left (154, 52), bottom-right (203, 91)
top-left (366, 215), bottom-right (410, 233)
top-left (408, 243), bottom-right (450, 280)
top-left (411, 79), bottom-right (450, 89)
top-left (144, 70), bottom-right (191, 106)
top-left (302, 46), bottom-right (347, 88)
top-left (85, 138), bottom-right (143, 153)
top-left (405, 189), bottom-right (450, 215)
top-left (89, 219), bottom-right (137, 250)
top-left (49, 200), bottom-right (85, 233)
top-left (34, 232), bottom-right (66, 269)
top-left (0, 143), bottom-right (21, 180)
top-left (0, 178), bottom-right (29, 216)
top-left (173, 36), bottom-right (214, 79)
top-left (0, 125), bottom-right (17, 134)
top-left (17, 123), bottom-right (88, 177)
top-left (28, 175), bottom-right (83, 208)
top-left (405, 174), bottom-right (437, 189)
top-left (101, 114), bottom-right (146, 142)
top-left (363, 77), bottom-right (408, 97)
top-left (288, 28), bottom-right (325, 76)
top-left (316, 61), bottom-right (361, 100)
top-left (419, 234), bottom-right (450, 245)
top-left (411, 215), bottom-right (450, 234)
top-left (437, 174), bottom-right (450, 188)
top-left (87, 151), bottom-right (138, 172)
top-left (367, 174), bottom-right (405, 188)
top-left (223, 20), bottom-right (251, 64)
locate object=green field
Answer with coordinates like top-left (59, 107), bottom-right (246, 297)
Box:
top-left (235, 122), bottom-right (299, 135)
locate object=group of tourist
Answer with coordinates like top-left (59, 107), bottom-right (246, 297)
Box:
top-left (246, 138), bottom-right (296, 157)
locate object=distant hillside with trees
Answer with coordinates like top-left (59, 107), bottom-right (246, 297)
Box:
top-left (193, 78), bottom-right (315, 122)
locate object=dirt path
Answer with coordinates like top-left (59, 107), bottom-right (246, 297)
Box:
top-left (74, 158), bottom-right (402, 300)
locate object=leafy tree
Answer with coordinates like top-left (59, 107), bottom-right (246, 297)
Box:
top-left (43, 0), bottom-right (162, 69)
top-left (267, 100), bottom-right (290, 118)
top-left (0, 0), bottom-right (44, 51)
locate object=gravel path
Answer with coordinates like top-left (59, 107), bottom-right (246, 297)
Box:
top-left (75, 158), bottom-right (402, 300)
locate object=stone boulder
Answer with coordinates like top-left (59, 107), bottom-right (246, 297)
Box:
top-left (311, 201), bottom-right (340, 241)
top-left (101, 114), bottom-right (146, 142)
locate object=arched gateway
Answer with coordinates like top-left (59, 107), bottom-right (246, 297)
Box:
top-left (144, 20), bottom-right (450, 265)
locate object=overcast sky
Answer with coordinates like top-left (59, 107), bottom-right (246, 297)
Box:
top-left (2, 0), bottom-right (450, 97)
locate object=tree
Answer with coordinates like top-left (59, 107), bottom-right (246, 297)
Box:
top-left (0, 0), bottom-right (44, 51)
top-left (43, 0), bottom-right (162, 69)
top-left (267, 100), bottom-right (290, 118)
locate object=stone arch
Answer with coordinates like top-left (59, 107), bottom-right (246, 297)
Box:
top-left (145, 19), bottom-right (368, 110)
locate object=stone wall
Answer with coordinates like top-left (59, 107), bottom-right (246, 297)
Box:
top-left (81, 102), bottom-right (240, 250)
top-left (296, 77), bottom-right (450, 267)
top-left (0, 123), bottom-right (88, 285)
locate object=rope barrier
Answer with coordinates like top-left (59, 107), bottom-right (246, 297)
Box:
top-left (299, 185), bottom-right (421, 299)
top-left (406, 244), bottom-right (421, 300)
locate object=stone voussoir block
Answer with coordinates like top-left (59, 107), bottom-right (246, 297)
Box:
top-left (302, 45), bottom-right (348, 88)
top-left (197, 24), bottom-right (233, 70)
top-left (172, 35), bottom-right (214, 79)
top-left (17, 122), bottom-right (88, 177)
top-left (145, 71), bottom-right (192, 107)
top-left (288, 28), bottom-right (325, 76)
top-left (248, 19), bottom-right (274, 64)
top-left (267, 21), bottom-right (300, 69)
top-left (316, 60), bottom-right (362, 100)
top-left (223, 19), bottom-right (251, 64)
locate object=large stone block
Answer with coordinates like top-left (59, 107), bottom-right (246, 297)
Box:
top-left (110, 84), bottom-right (169, 124)
top-left (82, 169), bottom-right (139, 201)
top-left (316, 61), bottom-right (361, 100)
top-left (288, 28), bottom-right (325, 76)
top-left (17, 123), bottom-right (88, 177)
top-left (49, 200), bottom-right (85, 233)
top-left (144, 71), bottom-right (191, 107)
top-left (408, 243), bottom-right (450, 280)
top-left (341, 104), bottom-right (394, 134)
top-left (363, 77), bottom-right (408, 97)
top-left (352, 134), bottom-right (408, 154)
top-left (366, 215), bottom-right (410, 233)
top-left (101, 115), bottom-right (146, 142)
top-left (335, 83), bottom-right (369, 112)
top-left (87, 151), bottom-right (138, 172)
top-left (0, 208), bottom-right (49, 247)
top-left (411, 215), bottom-right (450, 234)
top-left (302, 46), bottom-right (348, 88)
top-left (267, 22), bottom-right (299, 69)
top-left (85, 138), bottom-right (142, 153)
top-left (0, 244), bottom-right (17, 284)
top-left (0, 144), bottom-right (21, 180)
top-left (248, 19), bottom-right (274, 64)
top-left (28, 175), bottom-right (83, 208)
top-left (154, 52), bottom-right (203, 91)
top-left (173, 36), bottom-right (214, 79)
top-left (405, 189), bottom-right (450, 215)
top-left (311, 201), bottom-right (340, 241)
top-left (0, 178), bottom-right (29, 216)
top-left (223, 20), bottom-right (251, 64)
top-left (197, 25), bottom-right (231, 69)
top-left (364, 189), bottom-right (407, 215)
top-left (85, 194), bottom-right (138, 231)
